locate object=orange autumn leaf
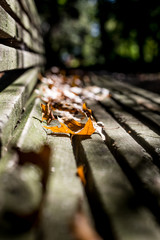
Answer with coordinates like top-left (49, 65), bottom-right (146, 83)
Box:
top-left (77, 165), bottom-right (86, 186)
top-left (44, 121), bottom-right (75, 135)
top-left (76, 117), bottom-right (95, 136)
top-left (43, 117), bottom-right (95, 136)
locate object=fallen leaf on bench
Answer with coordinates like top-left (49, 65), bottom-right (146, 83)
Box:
top-left (77, 165), bottom-right (86, 186)
top-left (38, 69), bottom-right (109, 141)
top-left (76, 117), bottom-right (95, 136)
top-left (44, 117), bottom-right (95, 136)
top-left (44, 121), bottom-right (75, 135)
top-left (71, 202), bottom-right (102, 240)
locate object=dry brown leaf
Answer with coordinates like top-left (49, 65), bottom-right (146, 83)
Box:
top-left (64, 119), bottom-right (85, 132)
top-left (77, 165), bottom-right (86, 186)
top-left (71, 203), bottom-right (102, 240)
top-left (16, 145), bottom-right (51, 191)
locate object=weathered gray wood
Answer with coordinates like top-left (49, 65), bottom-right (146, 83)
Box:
top-left (0, 44), bottom-right (45, 71)
top-left (106, 75), bottom-right (160, 105)
top-left (100, 98), bottom-right (160, 163)
top-left (40, 135), bottom-right (91, 240)
top-left (87, 100), bottom-right (160, 217)
top-left (10, 95), bottom-right (93, 240)
top-left (94, 74), bottom-right (160, 106)
top-left (0, 6), bottom-right (44, 53)
top-left (73, 134), bottom-right (160, 240)
top-left (91, 74), bottom-right (160, 132)
top-left (0, 0), bottom-right (21, 19)
top-left (11, 97), bottom-right (47, 152)
top-left (18, 0), bottom-right (41, 33)
top-left (123, 91), bottom-right (160, 113)
top-left (0, 5), bottom-right (16, 38)
top-left (99, 76), bottom-right (160, 114)
top-left (0, 68), bottom-right (39, 155)
top-left (27, 0), bottom-right (41, 28)
top-left (112, 91), bottom-right (160, 131)
top-left (0, 153), bottom-right (42, 234)
top-left (0, 0), bottom-right (42, 44)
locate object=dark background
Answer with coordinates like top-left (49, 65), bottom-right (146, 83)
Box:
top-left (35, 0), bottom-right (160, 73)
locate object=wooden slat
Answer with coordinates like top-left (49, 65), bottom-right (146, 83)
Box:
top-left (73, 134), bottom-right (160, 240)
top-left (0, 68), bottom-right (39, 155)
top-left (0, 5), bottom-right (16, 38)
top-left (10, 96), bottom-right (93, 240)
top-left (87, 100), bottom-right (160, 218)
top-left (0, 5), bottom-right (44, 53)
top-left (0, 44), bottom-right (45, 71)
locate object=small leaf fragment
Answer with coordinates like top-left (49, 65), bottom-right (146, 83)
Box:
top-left (71, 202), bottom-right (102, 240)
top-left (77, 165), bottom-right (86, 186)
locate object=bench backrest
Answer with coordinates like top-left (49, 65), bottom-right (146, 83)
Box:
top-left (0, 0), bottom-right (45, 71)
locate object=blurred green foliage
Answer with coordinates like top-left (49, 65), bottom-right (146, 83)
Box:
top-left (35, 0), bottom-right (160, 72)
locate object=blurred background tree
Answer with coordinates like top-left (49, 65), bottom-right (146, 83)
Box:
top-left (35, 0), bottom-right (160, 72)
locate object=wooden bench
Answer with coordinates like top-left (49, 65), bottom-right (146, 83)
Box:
top-left (1, 1), bottom-right (160, 240)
